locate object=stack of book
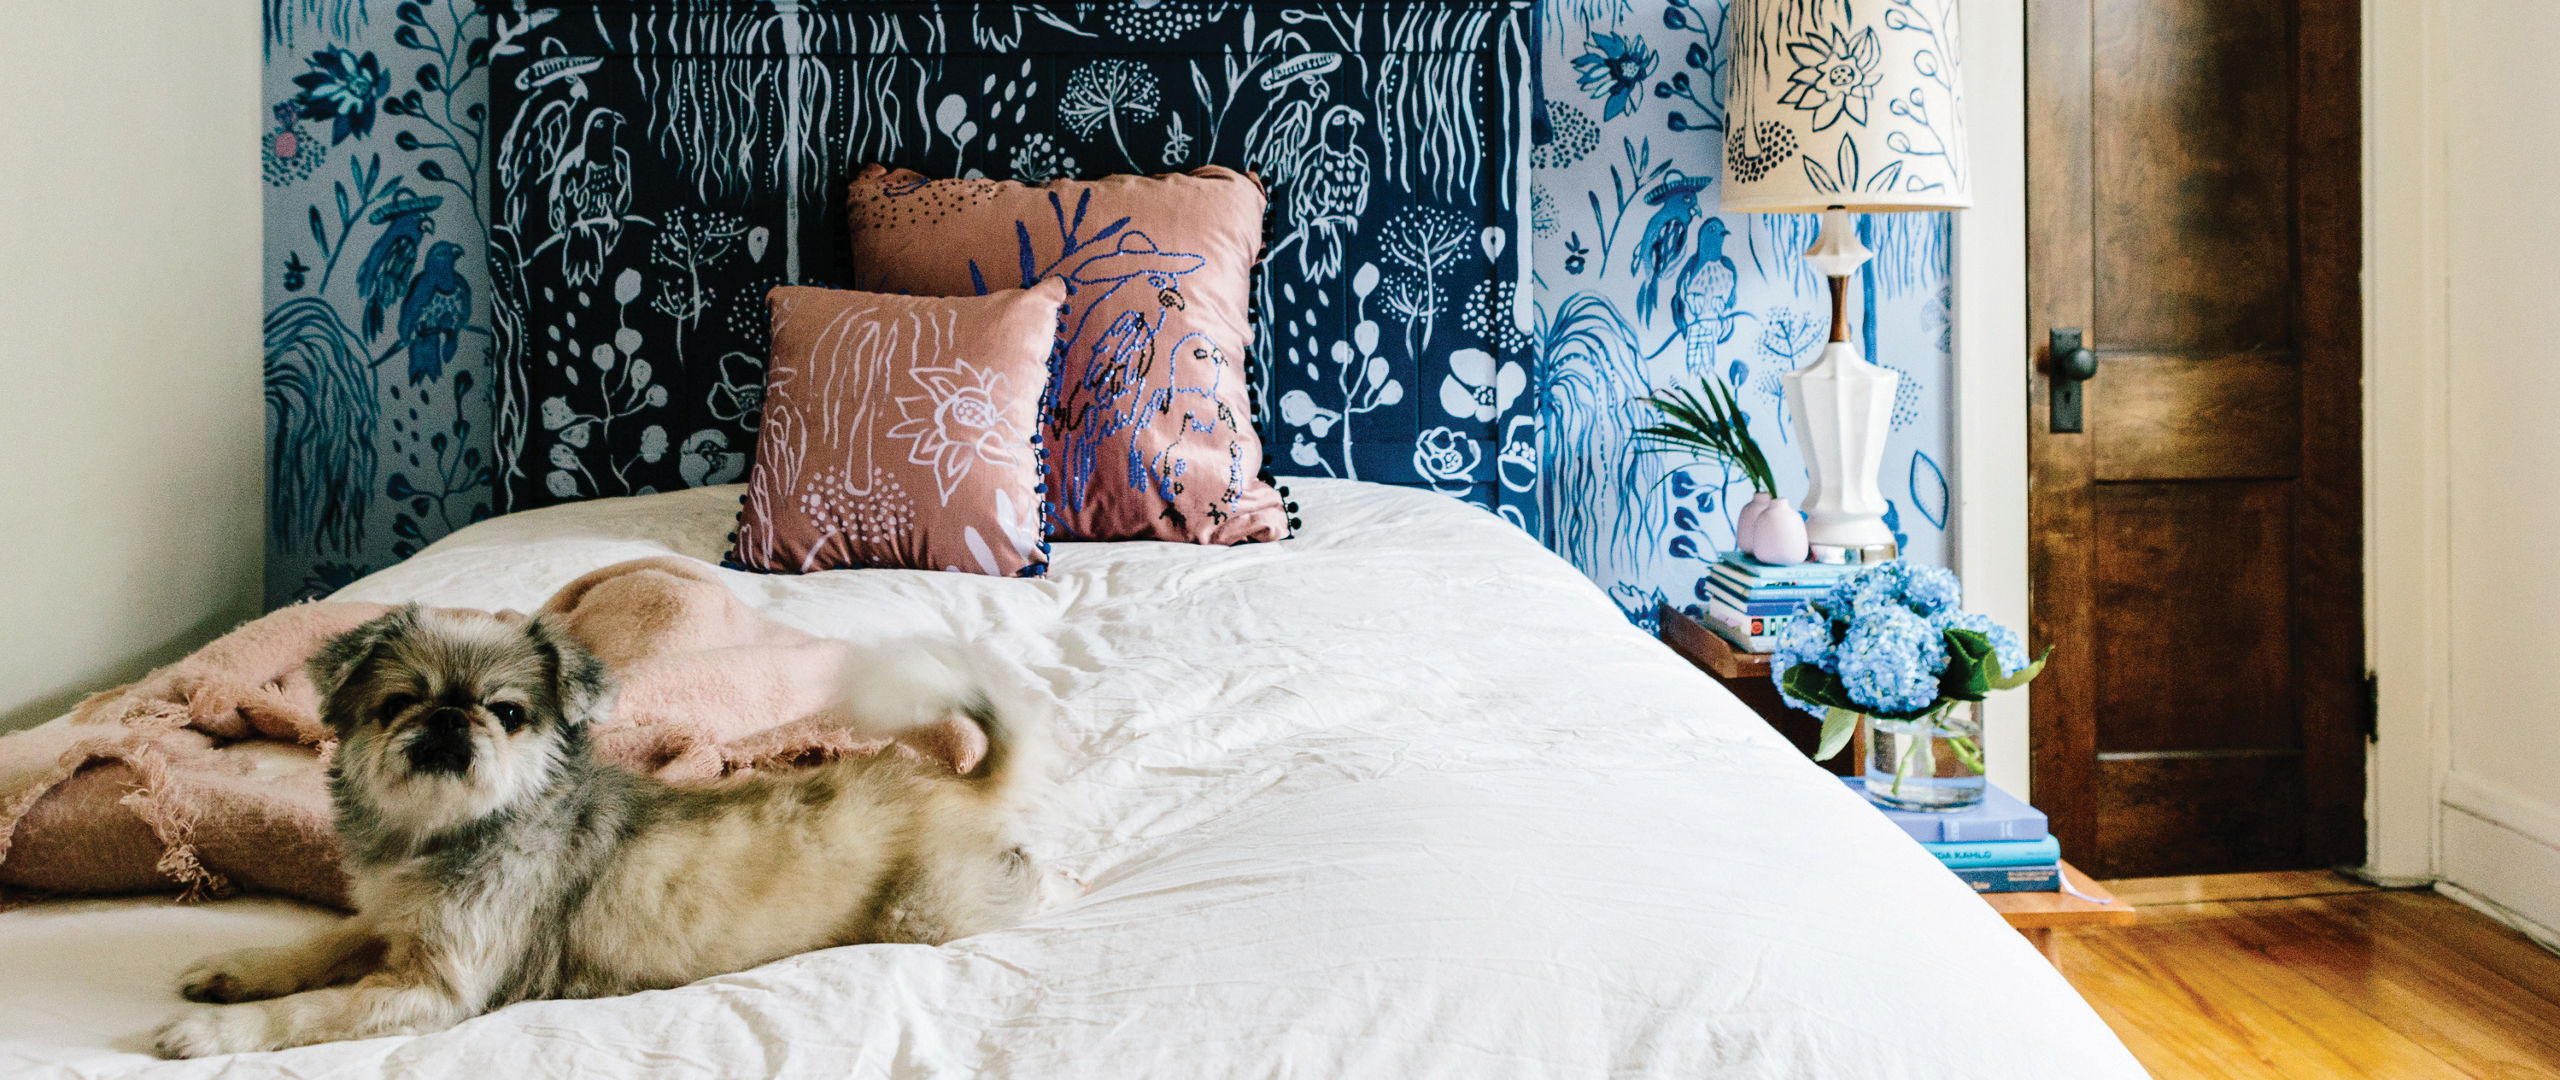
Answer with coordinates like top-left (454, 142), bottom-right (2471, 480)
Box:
top-left (1844, 778), bottom-right (2060, 893)
top-left (1698, 552), bottom-right (1861, 652)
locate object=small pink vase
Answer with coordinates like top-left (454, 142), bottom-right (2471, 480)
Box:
top-left (1743, 497), bottom-right (1811, 564)
top-left (1734, 492), bottom-right (1776, 554)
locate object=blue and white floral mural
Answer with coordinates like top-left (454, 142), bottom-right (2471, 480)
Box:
top-left (263, 0), bottom-right (495, 607)
top-left (259, 0), bottom-right (1948, 626)
top-left (1534, 0), bottom-right (1951, 630)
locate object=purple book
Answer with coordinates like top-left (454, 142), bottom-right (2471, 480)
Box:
top-left (1840, 778), bottom-right (2049, 843)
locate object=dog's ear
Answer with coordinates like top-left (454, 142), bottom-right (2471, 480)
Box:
top-left (308, 607), bottom-right (419, 718)
top-left (526, 616), bottom-right (615, 728)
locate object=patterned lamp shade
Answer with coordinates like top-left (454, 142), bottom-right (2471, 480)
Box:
top-left (1720, 0), bottom-right (1971, 214)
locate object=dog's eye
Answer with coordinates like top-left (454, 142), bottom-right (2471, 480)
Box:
top-left (379, 694), bottom-right (417, 719)
top-left (490, 702), bottom-right (528, 731)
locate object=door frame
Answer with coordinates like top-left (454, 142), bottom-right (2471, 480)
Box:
top-left (1950, 0), bottom-right (2034, 803)
top-left (1957, 0), bottom-right (2403, 873)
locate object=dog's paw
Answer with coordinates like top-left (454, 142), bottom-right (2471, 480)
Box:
top-left (151, 1004), bottom-right (273, 1059)
top-left (177, 949), bottom-right (293, 1004)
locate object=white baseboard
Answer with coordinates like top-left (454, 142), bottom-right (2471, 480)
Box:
top-left (2439, 780), bottom-right (2560, 947)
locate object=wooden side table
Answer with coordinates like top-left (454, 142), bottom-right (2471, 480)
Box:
top-left (1984, 862), bottom-right (2135, 962)
top-left (1659, 604), bottom-right (2137, 962)
top-left (1657, 603), bottom-right (1857, 776)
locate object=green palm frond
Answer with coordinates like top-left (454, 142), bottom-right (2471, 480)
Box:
top-left (1632, 376), bottom-right (1776, 495)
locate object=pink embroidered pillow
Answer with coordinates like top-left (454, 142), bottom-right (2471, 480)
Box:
top-left (730, 281), bottom-right (1062, 577)
top-left (844, 164), bottom-right (1289, 545)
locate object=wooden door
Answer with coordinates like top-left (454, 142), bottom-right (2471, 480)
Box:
top-left (2027, 0), bottom-right (2362, 877)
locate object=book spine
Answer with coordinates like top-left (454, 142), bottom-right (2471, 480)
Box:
top-left (1952, 864), bottom-right (2061, 893)
top-left (1707, 569), bottom-right (1833, 600)
top-left (1715, 556), bottom-right (1861, 588)
top-left (1924, 836), bottom-right (2062, 868)
top-left (1696, 610), bottom-right (1781, 653)
top-left (1937, 818), bottom-right (2050, 842)
top-left (1702, 601), bottom-right (1792, 643)
top-left (1702, 578), bottom-right (1813, 616)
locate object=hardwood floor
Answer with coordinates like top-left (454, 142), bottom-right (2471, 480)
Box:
top-left (2055, 872), bottom-right (2560, 1078)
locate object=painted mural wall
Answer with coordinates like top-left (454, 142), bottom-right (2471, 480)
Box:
top-left (262, 0), bottom-right (496, 607)
top-left (258, 0), bottom-right (1950, 621)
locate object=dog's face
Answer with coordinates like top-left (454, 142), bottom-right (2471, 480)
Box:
top-left (311, 607), bottom-right (612, 835)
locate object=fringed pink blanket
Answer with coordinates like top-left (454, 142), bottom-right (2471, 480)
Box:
top-left (0, 557), bottom-right (983, 910)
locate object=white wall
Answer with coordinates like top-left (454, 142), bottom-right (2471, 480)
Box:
top-left (0, 3), bottom-right (264, 731)
top-left (2368, 0), bottom-right (2560, 942)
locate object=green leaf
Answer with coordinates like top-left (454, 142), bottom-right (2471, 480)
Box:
top-left (1988, 646), bottom-right (2055, 691)
top-left (1938, 627), bottom-right (1997, 701)
top-left (1816, 707), bottom-right (1860, 762)
top-left (1780, 663), bottom-right (1860, 713)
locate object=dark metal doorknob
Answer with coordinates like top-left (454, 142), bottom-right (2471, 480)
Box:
top-left (2049, 327), bottom-right (2098, 433)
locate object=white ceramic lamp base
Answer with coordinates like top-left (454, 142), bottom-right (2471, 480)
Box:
top-left (1786, 209), bottom-right (1899, 564)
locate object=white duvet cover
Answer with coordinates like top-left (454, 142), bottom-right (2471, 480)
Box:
top-left (0, 479), bottom-right (2145, 1078)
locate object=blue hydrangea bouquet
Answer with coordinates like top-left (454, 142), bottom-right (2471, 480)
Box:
top-left (1770, 563), bottom-right (2051, 810)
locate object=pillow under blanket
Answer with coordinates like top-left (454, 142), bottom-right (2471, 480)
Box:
top-left (843, 164), bottom-right (1289, 545)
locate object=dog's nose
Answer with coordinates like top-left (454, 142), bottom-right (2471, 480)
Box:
top-left (422, 707), bottom-right (471, 736)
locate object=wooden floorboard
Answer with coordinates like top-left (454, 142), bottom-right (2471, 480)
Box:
top-left (2056, 874), bottom-right (2560, 1078)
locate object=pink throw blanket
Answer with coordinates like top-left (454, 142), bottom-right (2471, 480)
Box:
top-left (0, 557), bottom-right (982, 909)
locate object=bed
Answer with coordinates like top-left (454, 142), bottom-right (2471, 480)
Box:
top-left (0, 479), bottom-right (2144, 1077)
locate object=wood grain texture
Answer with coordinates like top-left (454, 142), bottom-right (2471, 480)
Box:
top-left (2091, 481), bottom-right (2294, 752)
top-left (2026, 0), bottom-right (2100, 874)
top-left (2059, 883), bottom-right (2560, 1079)
top-left (1983, 861), bottom-right (2140, 928)
top-left (2095, 754), bottom-right (2305, 876)
top-left (2105, 869), bottom-right (2373, 906)
top-left (2089, 0), bottom-right (2297, 351)
top-left (2090, 352), bottom-right (2303, 481)
top-left (2029, 0), bottom-right (2362, 877)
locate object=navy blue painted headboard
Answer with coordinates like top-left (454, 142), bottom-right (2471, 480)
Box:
top-left (485, 0), bottom-right (1538, 530)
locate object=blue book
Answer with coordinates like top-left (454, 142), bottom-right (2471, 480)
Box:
top-left (1951, 863), bottom-right (2061, 893)
top-left (1702, 577), bottom-right (1813, 616)
top-left (1841, 778), bottom-right (2049, 842)
top-left (1923, 835), bottom-right (2062, 868)
top-left (1717, 551), bottom-right (1862, 586)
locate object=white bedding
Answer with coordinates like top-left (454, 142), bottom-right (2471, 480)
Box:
top-left (0, 479), bottom-right (2144, 1078)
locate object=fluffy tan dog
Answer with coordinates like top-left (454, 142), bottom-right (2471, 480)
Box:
top-left (151, 606), bottom-right (1060, 1058)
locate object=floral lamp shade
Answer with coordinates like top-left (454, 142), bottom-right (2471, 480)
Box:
top-left (1721, 0), bottom-right (1971, 214)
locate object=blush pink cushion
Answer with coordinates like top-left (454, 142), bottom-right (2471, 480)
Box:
top-left (844, 164), bottom-right (1288, 545)
top-left (731, 281), bottom-right (1062, 577)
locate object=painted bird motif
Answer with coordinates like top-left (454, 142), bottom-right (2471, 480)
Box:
top-left (1672, 218), bottom-right (1740, 380)
top-left (1630, 170), bottom-right (1717, 324)
top-left (354, 193), bottom-right (440, 341)
top-left (546, 110), bottom-right (630, 287)
top-left (1282, 105), bottom-right (1370, 282)
top-left (399, 241), bottom-right (471, 383)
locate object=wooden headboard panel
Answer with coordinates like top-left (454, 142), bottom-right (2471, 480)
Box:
top-left (486, 0), bottom-right (1537, 526)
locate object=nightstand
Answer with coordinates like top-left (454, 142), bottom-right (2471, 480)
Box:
top-left (1659, 603), bottom-right (2135, 963)
top-left (1657, 603), bottom-right (1856, 777)
top-left (1985, 862), bottom-right (2135, 962)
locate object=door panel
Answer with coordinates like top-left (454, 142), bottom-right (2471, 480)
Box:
top-left (2090, 354), bottom-right (2302, 481)
top-left (2029, 0), bottom-right (2362, 877)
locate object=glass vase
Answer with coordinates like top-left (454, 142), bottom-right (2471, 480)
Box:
top-left (1863, 702), bottom-right (1986, 811)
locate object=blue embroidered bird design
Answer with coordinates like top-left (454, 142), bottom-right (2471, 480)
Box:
top-left (400, 241), bottom-right (472, 383)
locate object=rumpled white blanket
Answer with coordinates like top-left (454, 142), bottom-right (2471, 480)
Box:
top-left (0, 479), bottom-right (2146, 1078)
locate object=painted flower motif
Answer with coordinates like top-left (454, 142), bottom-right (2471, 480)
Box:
top-left (1279, 388), bottom-right (1339, 437)
top-left (680, 429), bottom-right (745, 487)
top-left (1438, 348), bottom-right (1527, 423)
top-left (262, 102), bottom-right (324, 187)
top-left (707, 350), bottom-right (765, 429)
top-left (1780, 23), bottom-right (1885, 131)
top-left (1573, 32), bottom-right (1657, 121)
top-left (292, 47), bottom-right (390, 144)
top-left (1412, 426), bottom-right (1481, 491)
top-left (888, 360), bottom-right (1026, 505)
top-left (1008, 132), bottom-right (1079, 183)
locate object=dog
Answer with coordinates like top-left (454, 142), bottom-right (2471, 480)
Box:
top-left (151, 605), bottom-right (1061, 1058)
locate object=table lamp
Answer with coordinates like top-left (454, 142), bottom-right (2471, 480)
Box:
top-left (1721, 0), bottom-right (1971, 563)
